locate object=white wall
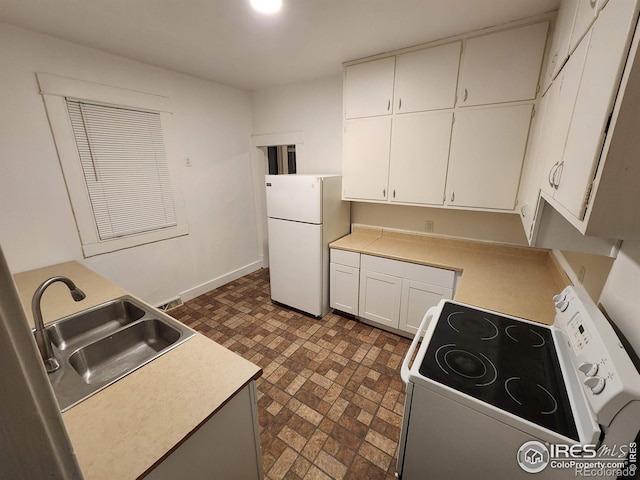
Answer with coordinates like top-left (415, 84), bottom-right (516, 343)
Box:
top-left (0, 23), bottom-right (260, 305)
top-left (600, 240), bottom-right (640, 354)
top-left (555, 250), bottom-right (614, 301)
top-left (251, 75), bottom-right (344, 174)
top-left (352, 203), bottom-right (529, 245)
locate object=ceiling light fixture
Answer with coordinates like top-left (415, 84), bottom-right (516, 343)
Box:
top-left (250, 0), bottom-right (282, 14)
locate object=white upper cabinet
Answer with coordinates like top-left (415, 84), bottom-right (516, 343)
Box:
top-left (545, 0), bottom-right (580, 84)
top-left (342, 20), bottom-right (550, 212)
top-left (517, 79), bottom-right (560, 240)
top-left (541, 0), bottom-right (632, 213)
top-left (344, 57), bottom-right (396, 119)
top-left (394, 42), bottom-right (461, 113)
top-left (539, 35), bottom-right (588, 200)
top-left (447, 104), bottom-right (533, 210)
top-left (342, 116), bottom-right (392, 201)
top-left (458, 22), bottom-right (548, 107)
top-left (569, 0), bottom-right (600, 53)
top-left (388, 112), bottom-right (453, 205)
top-left (544, 0), bottom-right (601, 91)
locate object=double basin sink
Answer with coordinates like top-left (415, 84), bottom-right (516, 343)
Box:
top-left (42, 296), bottom-right (195, 411)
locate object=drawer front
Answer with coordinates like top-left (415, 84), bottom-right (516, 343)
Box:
top-left (330, 249), bottom-right (361, 268)
top-left (360, 254), bottom-right (455, 288)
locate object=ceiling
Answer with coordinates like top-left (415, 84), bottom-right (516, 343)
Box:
top-left (0, 0), bottom-right (559, 91)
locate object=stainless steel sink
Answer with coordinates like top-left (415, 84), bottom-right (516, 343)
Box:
top-left (41, 296), bottom-right (195, 411)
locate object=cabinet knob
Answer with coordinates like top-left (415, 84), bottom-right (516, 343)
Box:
top-left (590, 0), bottom-right (597, 7)
top-left (387, 99), bottom-right (391, 111)
top-left (463, 88), bottom-right (468, 102)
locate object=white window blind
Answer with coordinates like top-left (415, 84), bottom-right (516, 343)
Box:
top-left (66, 99), bottom-right (177, 241)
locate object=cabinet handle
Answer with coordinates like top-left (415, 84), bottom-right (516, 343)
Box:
top-left (398, 98), bottom-right (402, 110)
top-left (383, 188), bottom-right (386, 198)
top-left (554, 161), bottom-right (564, 188)
top-left (451, 192), bottom-right (455, 202)
top-left (387, 99), bottom-right (391, 111)
top-left (393, 189), bottom-right (396, 198)
top-left (590, 0), bottom-right (597, 7)
top-left (548, 162), bottom-right (559, 188)
top-left (463, 88), bottom-right (468, 102)
top-left (520, 203), bottom-right (527, 217)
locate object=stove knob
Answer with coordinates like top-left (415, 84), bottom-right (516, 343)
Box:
top-left (555, 300), bottom-right (569, 312)
top-left (553, 293), bottom-right (566, 303)
top-left (578, 362), bottom-right (599, 377)
top-left (584, 376), bottom-right (606, 395)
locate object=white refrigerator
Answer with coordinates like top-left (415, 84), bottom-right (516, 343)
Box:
top-left (265, 174), bottom-right (350, 317)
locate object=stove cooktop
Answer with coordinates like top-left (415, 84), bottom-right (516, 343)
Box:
top-left (419, 301), bottom-right (579, 441)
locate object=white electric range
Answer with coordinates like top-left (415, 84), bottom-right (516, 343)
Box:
top-left (397, 286), bottom-right (640, 479)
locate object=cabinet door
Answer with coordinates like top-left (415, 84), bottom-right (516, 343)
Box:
top-left (555, 0), bottom-right (637, 221)
top-left (447, 104), bottom-right (533, 210)
top-left (342, 117), bottom-right (391, 200)
top-left (388, 112), bottom-right (452, 205)
top-left (394, 42), bottom-right (461, 113)
top-left (540, 36), bottom-right (588, 199)
top-left (569, 0), bottom-right (600, 53)
top-left (399, 279), bottom-right (453, 335)
top-left (358, 269), bottom-right (402, 329)
top-left (458, 22), bottom-right (548, 107)
top-left (546, 0), bottom-right (580, 83)
top-left (517, 80), bottom-right (560, 240)
top-left (148, 383), bottom-right (262, 480)
top-left (344, 57), bottom-right (396, 119)
top-left (330, 263), bottom-right (360, 315)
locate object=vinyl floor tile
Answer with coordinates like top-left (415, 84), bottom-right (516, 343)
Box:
top-left (171, 268), bottom-right (411, 480)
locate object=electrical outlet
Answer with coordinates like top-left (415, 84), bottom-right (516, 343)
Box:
top-left (425, 220), bottom-right (434, 233)
top-left (578, 266), bottom-right (586, 285)
top-left (184, 157), bottom-right (192, 167)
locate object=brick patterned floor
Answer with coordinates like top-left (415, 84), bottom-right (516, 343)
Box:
top-left (170, 268), bottom-right (412, 480)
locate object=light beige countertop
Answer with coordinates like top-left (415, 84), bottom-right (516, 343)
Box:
top-left (330, 226), bottom-right (571, 325)
top-left (13, 261), bottom-right (262, 480)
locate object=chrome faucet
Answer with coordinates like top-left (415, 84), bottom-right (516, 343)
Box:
top-left (32, 276), bottom-right (86, 373)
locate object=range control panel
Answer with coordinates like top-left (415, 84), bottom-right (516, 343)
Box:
top-left (554, 286), bottom-right (640, 426)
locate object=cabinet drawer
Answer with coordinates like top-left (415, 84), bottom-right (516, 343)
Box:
top-left (361, 254), bottom-right (455, 288)
top-left (331, 249), bottom-right (360, 268)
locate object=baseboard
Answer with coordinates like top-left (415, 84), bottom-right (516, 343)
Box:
top-left (180, 260), bottom-right (263, 302)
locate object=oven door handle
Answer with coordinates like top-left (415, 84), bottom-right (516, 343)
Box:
top-left (401, 306), bottom-right (437, 384)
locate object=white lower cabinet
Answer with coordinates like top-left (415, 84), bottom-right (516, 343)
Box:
top-left (147, 381), bottom-right (263, 480)
top-left (331, 249), bottom-right (455, 335)
top-left (399, 279), bottom-right (453, 335)
top-left (329, 263), bottom-right (360, 315)
top-left (330, 249), bottom-right (361, 315)
top-left (358, 269), bottom-right (403, 328)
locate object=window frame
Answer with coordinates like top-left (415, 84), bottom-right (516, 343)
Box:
top-left (37, 72), bottom-right (188, 257)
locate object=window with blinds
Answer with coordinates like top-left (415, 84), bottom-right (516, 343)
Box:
top-left (66, 100), bottom-right (178, 241)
